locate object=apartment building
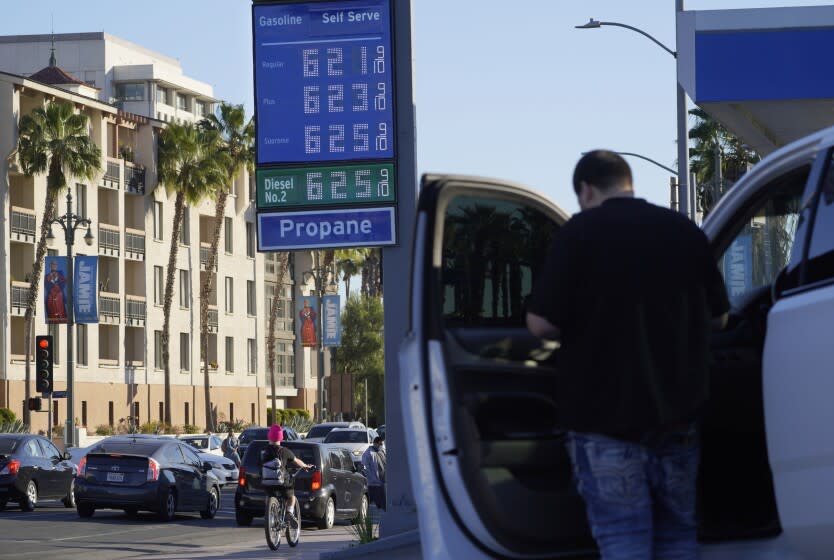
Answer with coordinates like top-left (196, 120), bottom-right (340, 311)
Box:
top-left (0, 48), bottom-right (313, 434)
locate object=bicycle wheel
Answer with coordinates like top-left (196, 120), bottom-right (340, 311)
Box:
top-left (286, 500), bottom-right (301, 547)
top-left (265, 496), bottom-right (282, 550)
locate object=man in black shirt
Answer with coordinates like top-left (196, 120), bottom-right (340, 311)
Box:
top-left (527, 151), bottom-right (729, 559)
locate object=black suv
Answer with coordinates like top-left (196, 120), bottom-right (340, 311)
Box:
top-left (235, 440), bottom-right (368, 529)
top-left (237, 426), bottom-right (299, 458)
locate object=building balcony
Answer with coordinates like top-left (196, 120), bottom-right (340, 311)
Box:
top-left (125, 295), bottom-right (146, 327)
top-left (275, 373), bottom-right (296, 388)
top-left (125, 228), bottom-right (145, 261)
top-left (101, 157), bottom-right (121, 190)
top-left (10, 207), bottom-right (36, 243)
top-left (125, 162), bottom-right (145, 195)
top-left (199, 242), bottom-right (217, 271)
top-left (99, 224), bottom-right (120, 257)
top-left (10, 281), bottom-right (30, 316)
top-left (208, 305), bottom-right (218, 333)
top-left (99, 292), bottom-right (120, 323)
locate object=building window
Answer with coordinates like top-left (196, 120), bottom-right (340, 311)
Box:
top-left (247, 281), bottom-right (256, 316)
top-left (225, 277), bottom-right (234, 314)
top-left (184, 402), bottom-right (190, 426)
top-left (81, 401), bottom-right (88, 427)
top-left (176, 93), bottom-right (189, 111)
top-left (133, 402), bottom-right (140, 425)
top-left (77, 324), bottom-right (88, 366)
top-left (265, 284), bottom-right (294, 332)
top-left (195, 100), bottom-right (206, 117)
top-left (251, 403), bottom-right (256, 423)
top-left (272, 342), bottom-right (296, 375)
top-left (115, 83), bottom-right (144, 101)
top-left (76, 184), bottom-right (87, 219)
top-left (154, 266), bottom-right (163, 305)
top-left (108, 401), bottom-right (114, 427)
top-left (159, 402), bottom-right (164, 422)
top-left (48, 324), bottom-right (59, 365)
top-left (246, 222), bottom-right (255, 258)
top-left (225, 337), bottom-right (234, 373)
top-left (224, 217), bottom-right (233, 253)
top-left (153, 201), bottom-right (163, 240)
top-left (156, 87), bottom-right (170, 105)
top-left (154, 330), bottom-right (163, 370)
top-left (229, 402), bottom-right (235, 422)
top-left (179, 270), bottom-right (190, 308)
top-left (53, 402), bottom-right (59, 428)
top-left (179, 208), bottom-right (190, 245)
top-left (180, 332), bottom-right (190, 371)
top-left (247, 338), bottom-right (257, 374)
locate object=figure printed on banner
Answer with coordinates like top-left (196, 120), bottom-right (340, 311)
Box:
top-left (299, 297), bottom-right (319, 348)
top-left (45, 256), bottom-right (68, 324)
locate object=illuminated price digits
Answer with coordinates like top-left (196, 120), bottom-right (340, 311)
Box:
top-left (305, 126), bottom-right (321, 154)
top-left (352, 46), bottom-right (369, 76)
top-left (378, 167), bottom-right (390, 197)
top-left (331, 171), bottom-right (347, 199)
top-left (374, 46), bottom-right (385, 74)
top-left (327, 48), bottom-right (343, 76)
top-left (355, 169), bottom-right (371, 198)
top-left (303, 49), bottom-right (319, 77)
top-left (328, 84), bottom-right (344, 113)
top-left (307, 172), bottom-right (323, 200)
top-left (374, 83), bottom-right (386, 111)
top-left (353, 123), bottom-right (369, 152)
top-left (376, 123), bottom-right (388, 152)
top-left (303, 86), bottom-right (320, 114)
top-left (329, 125), bottom-right (345, 153)
top-left (352, 83), bottom-right (368, 112)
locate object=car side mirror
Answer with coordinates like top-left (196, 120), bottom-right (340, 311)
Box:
top-left (62, 451), bottom-right (72, 461)
top-left (202, 462), bottom-right (213, 472)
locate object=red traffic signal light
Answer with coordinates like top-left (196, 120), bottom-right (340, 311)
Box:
top-left (38, 338), bottom-right (49, 349)
top-left (35, 335), bottom-right (53, 393)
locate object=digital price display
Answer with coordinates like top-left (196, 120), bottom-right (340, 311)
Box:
top-left (253, 0), bottom-right (394, 165)
top-left (258, 163), bottom-right (395, 208)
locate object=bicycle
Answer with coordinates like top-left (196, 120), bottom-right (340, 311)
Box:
top-left (264, 466), bottom-right (312, 550)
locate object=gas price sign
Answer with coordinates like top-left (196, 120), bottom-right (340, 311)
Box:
top-left (258, 162), bottom-right (395, 208)
top-left (253, 0), bottom-right (394, 165)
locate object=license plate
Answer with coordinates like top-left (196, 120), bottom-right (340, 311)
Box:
top-left (106, 472), bottom-right (124, 483)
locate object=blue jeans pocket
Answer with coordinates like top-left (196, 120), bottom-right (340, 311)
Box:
top-left (573, 436), bottom-right (649, 508)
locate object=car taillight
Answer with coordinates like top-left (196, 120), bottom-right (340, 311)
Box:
top-left (78, 456), bottom-right (87, 478)
top-left (147, 458), bottom-right (160, 481)
top-left (0, 460), bottom-right (20, 476)
top-left (238, 467), bottom-right (246, 487)
top-left (311, 470), bottom-right (322, 491)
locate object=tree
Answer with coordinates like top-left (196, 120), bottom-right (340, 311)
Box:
top-left (689, 108), bottom-right (760, 215)
top-left (17, 101), bottom-right (101, 425)
top-left (157, 122), bottom-right (227, 425)
top-left (197, 103), bottom-right (253, 431)
top-left (334, 295), bottom-right (384, 424)
top-left (266, 252), bottom-right (290, 419)
top-left (335, 249), bottom-right (363, 297)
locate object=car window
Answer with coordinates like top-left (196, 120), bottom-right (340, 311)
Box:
top-left (324, 430), bottom-right (366, 443)
top-left (243, 441), bottom-right (268, 467)
top-left (329, 450), bottom-right (344, 471)
top-left (39, 439), bottom-right (62, 461)
top-left (719, 167), bottom-right (806, 307)
top-left (0, 438), bottom-right (18, 454)
top-left (305, 426), bottom-right (336, 439)
top-left (341, 450), bottom-right (356, 470)
top-left (441, 195), bottom-right (557, 327)
top-left (180, 444), bottom-right (202, 467)
top-left (25, 440), bottom-right (42, 458)
top-left (158, 445), bottom-right (185, 465)
top-left (805, 155), bottom-right (834, 286)
top-left (211, 436), bottom-right (223, 449)
top-left (285, 445), bottom-right (316, 465)
top-left (180, 437), bottom-right (208, 450)
top-left (240, 429), bottom-right (269, 444)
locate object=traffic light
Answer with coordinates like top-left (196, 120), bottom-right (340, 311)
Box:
top-left (27, 397), bottom-right (42, 411)
top-left (35, 335), bottom-right (53, 393)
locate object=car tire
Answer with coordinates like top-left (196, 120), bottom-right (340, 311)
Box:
top-left (235, 508), bottom-right (253, 526)
top-left (0, 499), bottom-right (7, 511)
top-left (157, 488), bottom-right (177, 522)
top-left (352, 494), bottom-right (369, 524)
top-left (19, 480), bottom-right (37, 512)
top-left (77, 503), bottom-right (95, 518)
top-left (200, 486), bottom-right (220, 519)
top-left (317, 496), bottom-right (335, 530)
top-left (62, 478), bottom-right (76, 508)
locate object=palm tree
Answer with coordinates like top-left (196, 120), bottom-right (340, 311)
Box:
top-left (335, 249), bottom-right (363, 297)
top-left (197, 103), bottom-right (253, 431)
top-left (16, 101), bottom-right (101, 426)
top-left (689, 108), bottom-right (760, 215)
top-left (266, 252), bottom-right (290, 420)
top-left (157, 122), bottom-right (228, 426)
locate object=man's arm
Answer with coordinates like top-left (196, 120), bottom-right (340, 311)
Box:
top-left (292, 456), bottom-right (312, 469)
top-left (526, 311), bottom-right (561, 340)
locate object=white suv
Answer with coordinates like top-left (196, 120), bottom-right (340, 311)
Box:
top-left (399, 126), bottom-right (834, 559)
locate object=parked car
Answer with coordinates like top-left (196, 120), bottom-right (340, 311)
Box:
top-left (177, 434), bottom-right (224, 456)
top-left (399, 137), bottom-right (834, 560)
top-left (74, 435), bottom-right (222, 521)
top-left (198, 452), bottom-right (239, 487)
top-left (237, 426), bottom-right (299, 458)
top-left (235, 440), bottom-right (367, 530)
top-left (303, 422), bottom-right (366, 443)
top-left (322, 428), bottom-right (379, 471)
top-left (0, 434), bottom-right (76, 511)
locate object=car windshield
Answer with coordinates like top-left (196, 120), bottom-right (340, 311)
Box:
top-left (284, 444), bottom-right (316, 465)
top-left (0, 438), bottom-right (19, 454)
top-left (180, 437), bottom-right (208, 450)
top-left (88, 440), bottom-right (162, 456)
top-left (239, 429), bottom-right (269, 444)
top-left (306, 426), bottom-right (338, 439)
top-left (324, 430), bottom-right (366, 444)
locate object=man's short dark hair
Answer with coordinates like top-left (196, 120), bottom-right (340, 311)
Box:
top-left (373, 436), bottom-right (383, 445)
top-left (573, 150), bottom-right (633, 195)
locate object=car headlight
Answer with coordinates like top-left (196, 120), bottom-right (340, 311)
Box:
top-left (352, 450), bottom-right (362, 456)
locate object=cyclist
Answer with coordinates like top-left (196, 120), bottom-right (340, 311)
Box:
top-left (261, 424), bottom-right (312, 518)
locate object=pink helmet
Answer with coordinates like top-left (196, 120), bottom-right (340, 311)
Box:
top-left (268, 424), bottom-right (283, 443)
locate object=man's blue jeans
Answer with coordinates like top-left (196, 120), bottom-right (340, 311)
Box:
top-left (566, 426), bottom-right (700, 560)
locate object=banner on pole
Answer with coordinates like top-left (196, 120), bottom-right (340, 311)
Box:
top-left (322, 295), bottom-right (341, 347)
top-left (44, 256), bottom-right (68, 324)
top-left (74, 256), bottom-right (99, 324)
top-left (297, 296), bottom-right (320, 348)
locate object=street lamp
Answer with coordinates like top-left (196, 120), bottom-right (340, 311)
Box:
top-left (582, 150), bottom-right (677, 175)
top-left (302, 252), bottom-right (338, 422)
top-left (47, 186), bottom-right (93, 448)
top-left (575, 5), bottom-right (690, 219)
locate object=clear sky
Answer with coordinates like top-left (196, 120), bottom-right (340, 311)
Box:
top-left (1, 0), bottom-right (831, 213)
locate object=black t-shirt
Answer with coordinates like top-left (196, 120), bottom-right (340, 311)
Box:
top-left (262, 445), bottom-right (296, 487)
top-left (528, 197), bottom-right (730, 438)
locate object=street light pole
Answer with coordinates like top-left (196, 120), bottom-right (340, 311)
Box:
top-left (47, 187), bottom-right (94, 448)
top-left (575, 12), bottom-right (689, 217)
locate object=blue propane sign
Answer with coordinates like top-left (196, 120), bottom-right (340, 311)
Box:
top-left (258, 206), bottom-right (396, 251)
top-left (253, 0), bottom-right (394, 165)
